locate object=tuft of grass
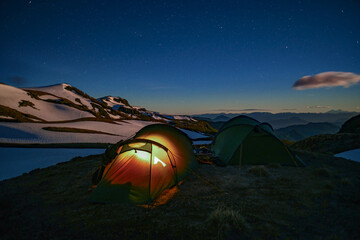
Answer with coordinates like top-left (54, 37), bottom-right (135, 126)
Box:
top-left (324, 182), bottom-right (335, 190)
top-left (247, 166), bottom-right (269, 177)
top-left (206, 207), bottom-right (249, 239)
top-left (326, 235), bottom-right (344, 240)
top-left (321, 199), bottom-right (330, 209)
top-left (340, 178), bottom-right (351, 186)
top-left (281, 139), bottom-right (295, 146)
top-left (267, 162), bottom-right (281, 168)
top-left (312, 167), bottom-right (332, 177)
top-left (258, 223), bottom-right (280, 239)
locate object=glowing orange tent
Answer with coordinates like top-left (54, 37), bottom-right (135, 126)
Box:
top-left (89, 124), bottom-right (198, 204)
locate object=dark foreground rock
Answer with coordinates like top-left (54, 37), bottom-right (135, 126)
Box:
top-left (0, 152), bottom-right (359, 240)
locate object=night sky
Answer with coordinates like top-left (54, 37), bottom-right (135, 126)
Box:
top-left (1, 0), bottom-right (359, 114)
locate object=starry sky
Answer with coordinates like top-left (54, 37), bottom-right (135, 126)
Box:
top-left (0, 0), bottom-right (359, 115)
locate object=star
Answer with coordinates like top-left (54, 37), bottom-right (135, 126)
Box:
top-left (29, 0), bottom-right (32, 4)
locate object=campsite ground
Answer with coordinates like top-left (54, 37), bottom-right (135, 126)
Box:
top-left (0, 151), bottom-right (359, 240)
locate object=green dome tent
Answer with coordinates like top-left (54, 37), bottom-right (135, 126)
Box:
top-left (211, 115), bottom-right (303, 167)
top-left (89, 124), bottom-right (197, 204)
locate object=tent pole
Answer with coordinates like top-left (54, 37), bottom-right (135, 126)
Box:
top-left (239, 144), bottom-right (243, 169)
top-left (148, 144), bottom-right (153, 207)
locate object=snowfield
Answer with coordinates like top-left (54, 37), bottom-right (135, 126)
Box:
top-left (0, 120), bottom-right (209, 144)
top-left (0, 83), bottom-right (199, 123)
top-left (0, 84), bottom-right (94, 121)
top-left (26, 83), bottom-right (94, 110)
top-left (0, 120), bottom-right (152, 144)
top-left (0, 83), bottom-right (208, 145)
top-left (335, 149), bottom-right (360, 163)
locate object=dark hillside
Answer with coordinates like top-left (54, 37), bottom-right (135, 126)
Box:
top-left (0, 151), bottom-right (359, 239)
top-left (339, 114), bottom-right (360, 133)
top-left (291, 133), bottom-right (360, 154)
top-left (276, 122), bottom-right (340, 141)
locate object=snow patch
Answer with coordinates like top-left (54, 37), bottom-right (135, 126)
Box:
top-left (0, 116), bottom-right (15, 120)
top-left (0, 84), bottom-right (93, 121)
top-left (25, 83), bottom-right (94, 110)
top-left (38, 94), bottom-right (60, 101)
top-left (335, 149), bottom-right (360, 162)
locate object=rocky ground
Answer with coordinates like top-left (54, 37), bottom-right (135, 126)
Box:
top-left (0, 151), bottom-right (359, 240)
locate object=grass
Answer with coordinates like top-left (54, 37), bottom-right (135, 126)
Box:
top-left (0, 150), bottom-right (360, 239)
top-left (267, 162), bottom-right (281, 168)
top-left (42, 126), bottom-right (120, 136)
top-left (281, 139), bottom-right (295, 146)
top-left (312, 167), bottom-right (332, 177)
top-left (206, 207), bottom-right (249, 239)
top-left (340, 178), bottom-right (351, 185)
top-left (291, 133), bottom-right (360, 154)
top-left (247, 165), bottom-right (270, 177)
top-left (174, 119), bottom-right (217, 135)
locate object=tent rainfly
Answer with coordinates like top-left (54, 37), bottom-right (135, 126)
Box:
top-left (89, 124), bottom-right (198, 204)
top-left (211, 115), bottom-right (304, 167)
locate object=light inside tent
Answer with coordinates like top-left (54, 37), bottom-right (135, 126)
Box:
top-left (134, 150), bottom-right (151, 162)
top-left (154, 156), bottom-right (166, 167)
top-left (129, 142), bottom-right (146, 148)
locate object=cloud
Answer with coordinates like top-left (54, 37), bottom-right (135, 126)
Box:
top-left (211, 108), bottom-right (268, 113)
top-left (7, 76), bottom-right (27, 86)
top-left (293, 72), bottom-right (360, 90)
top-left (306, 105), bottom-right (331, 109)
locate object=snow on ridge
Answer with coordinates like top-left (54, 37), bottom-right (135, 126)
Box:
top-left (1, 83), bottom-right (200, 125)
top-left (0, 116), bottom-right (14, 120)
top-left (163, 114), bottom-right (197, 121)
top-left (180, 128), bottom-right (209, 140)
top-left (0, 83), bottom-right (93, 121)
top-left (98, 96), bottom-right (131, 113)
top-left (25, 83), bottom-right (94, 110)
top-left (38, 94), bottom-right (60, 101)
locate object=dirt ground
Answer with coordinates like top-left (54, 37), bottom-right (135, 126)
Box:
top-left (0, 151), bottom-right (359, 240)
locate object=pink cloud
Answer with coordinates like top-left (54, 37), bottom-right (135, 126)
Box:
top-left (293, 71), bottom-right (360, 90)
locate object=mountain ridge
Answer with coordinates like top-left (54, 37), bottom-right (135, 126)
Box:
top-left (0, 83), bottom-right (215, 134)
top-left (193, 111), bottom-right (358, 129)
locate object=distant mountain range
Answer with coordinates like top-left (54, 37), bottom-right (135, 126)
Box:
top-left (193, 111), bottom-right (359, 129)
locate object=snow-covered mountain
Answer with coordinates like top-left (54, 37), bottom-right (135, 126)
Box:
top-left (0, 83), bottom-right (197, 123)
top-left (0, 83), bottom-right (214, 145)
